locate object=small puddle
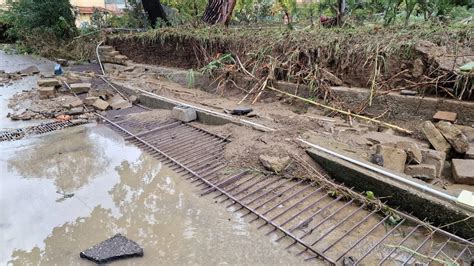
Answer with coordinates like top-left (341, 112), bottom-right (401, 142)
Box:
top-left (1, 125), bottom-right (308, 265)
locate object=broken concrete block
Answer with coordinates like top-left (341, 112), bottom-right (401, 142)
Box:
top-left (433, 111), bottom-right (457, 122)
top-left (405, 164), bottom-right (437, 181)
top-left (421, 121), bottom-right (451, 153)
top-left (38, 78), bottom-right (61, 87)
top-left (115, 55), bottom-right (128, 61)
top-left (70, 83), bottom-right (91, 94)
top-left (452, 159), bottom-right (474, 185)
top-left (396, 141), bottom-right (422, 164)
top-left (84, 96), bottom-right (99, 106)
top-left (129, 95), bottom-right (138, 103)
top-left (66, 107), bottom-right (84, 115)
top-left (68, 98), bottom-right (83, 108)
top-left (38, 87), bottom-right (55, 99)
top-left (92, 99), bottom-right (109, 111)
top-left (455, 125), bottom-right (474, 142)
top-left (80, 234), bottom-right (143, 264)
top-left (359, 132), bottom-right (429, 148)
top-left (436, 121), bottom-right (469, 153)
top-left (376, 145), bottom-right (407, 173)
top-left (172, 106), bottom-right (197, 122)
top-left (19, 65), bottom-right (40, 75)
top-left (466, 144), bottom-right (474, 159)
top-left (108, 94), bottom-right (132, 110)
top-left (259, 154), bottom-right (291, 173)
top-left (420, 149), bottom-right (446, 177)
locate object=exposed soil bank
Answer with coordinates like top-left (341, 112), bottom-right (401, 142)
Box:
top-left (0, 125), bottom-right (309, 265)
top-left (107, 26), bottom-right (473, 100)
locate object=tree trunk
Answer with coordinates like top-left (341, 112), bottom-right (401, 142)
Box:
top-left (142, 0), bottom-right (169, 28)
top-left (202, 0), bottom-right (237, 25)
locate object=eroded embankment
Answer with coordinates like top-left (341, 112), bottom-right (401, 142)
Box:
top-left (107, 26), bottom-right (473, 100)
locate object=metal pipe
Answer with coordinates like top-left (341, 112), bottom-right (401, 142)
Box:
top-left (298, 139), bottom-right (458, 203)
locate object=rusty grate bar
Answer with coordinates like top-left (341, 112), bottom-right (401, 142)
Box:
top-left (0, 120), bottom-right (88, 142)
top-left (99, 111), bottom-right (473, 266)
top-left (207, 172), bottom-right (472, 265)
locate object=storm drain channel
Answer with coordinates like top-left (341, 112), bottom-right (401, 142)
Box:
top-left (99, 111), bottom-right (473, 265)
top-left (0, 120), bottom-right (89, 142)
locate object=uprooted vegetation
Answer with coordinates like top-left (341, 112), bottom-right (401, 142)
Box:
top-left (108, 25), bottom-right (473, 102)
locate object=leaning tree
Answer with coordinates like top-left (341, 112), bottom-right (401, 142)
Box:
top-left (202, 0), bottom-right (237, 25)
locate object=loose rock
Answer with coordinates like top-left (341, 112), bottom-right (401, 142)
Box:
top-left (466, 144), bottom-right (474, 159)
top-left (433, 111), bottom-right (457, 122)
top-left (375, 145), bottom-right (407, 173)
top-left (19, 65), bottom-right (40, 76)
top-left (84, 96), bottom-right (99, 106)
top-left (80, 234), bottom-right (143, 264)
top-left (452, 159), bottom-right (474, 185)
top-left (436, 121), bottom-right (469, 153)
top-left (38, 87), bottom-right (56, 99)
top-left (92, 99), bottom-right (110, 111)
top-left (108, 94), bottom-right (132, 110)
top-left (38, 78), bottom-right (61, 87)
top-left (421, 121), bottom-right (451, 153)
top-left (420, 149), bottom-right (446, 177)
top-left (70, 83), bottom-right (91, 94)
top-left (405, 164), bottom-right (437, 181)
top-left (396, 141), bottom-right (422, 164)
top-left (259, 154), bottom-right (291, 173)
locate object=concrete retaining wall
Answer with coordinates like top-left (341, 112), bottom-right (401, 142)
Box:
top-left (307, 148), bottom-right (473, 239)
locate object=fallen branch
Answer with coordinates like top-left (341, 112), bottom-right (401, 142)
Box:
top-left (267, 86), bottom-right (413, 134)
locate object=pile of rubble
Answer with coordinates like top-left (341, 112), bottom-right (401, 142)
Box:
top-left (8, 73), bottom-right (133, 122)
top-left (0, 65), bottom-right (40, 86)
top-left (371, 111), bottom-right (473, 186)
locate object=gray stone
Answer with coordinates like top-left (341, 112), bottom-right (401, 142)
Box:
top-left (405, 164), bottom-right (437, 181)
top-left (84, 96), bottom-right (99, 106)
top-left (98, 46), bottom-right (114, 53)
top-left (80, 234), bottom-right (143, 264)
top-left (259, 154), bottom-right (291, 173)
top-left (19, 65), bottom-right (40, 75)
top-left (358, 131), bottom-right (429, 148)
top-left (396, 141), bottom-right (422, 164)
top-left (38, 78), bottom-right (61, 87)
top-left (68, 98), bottom-right (83, 108)
top-left (420, 149), bottom-right (446, 177)
top-left (436, 121), bottom-right (469, 153)
top-left (452, 159), bottom-right (474, 185)
top-left (108, 94), bottom-right (132, 110)
top-left (400, 90), bottom-right (417, 96)
top-left (70, 83), bottom-right (91, 94)
top-left (466, 144), bottom-right (474, 159)
top-left (421, 121), bottom-right (451, 153)
top-left (455, 125), bottom-right (474, 142)
top-left (38, 87), bottom-right (55, 99)
top-left (66, 107), bottom-right (84, 115)
top-left (231, 106), bottom-right (253, 116)
top-left (172, 106), bottom-right (197, 122)
top-left (376, 145), bottom-right (407, 173)
top-left (129, 95), bottom-right (138, 103)
top-left (92, 99), bottom-right (110, 111)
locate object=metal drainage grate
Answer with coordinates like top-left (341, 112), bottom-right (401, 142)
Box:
top-left (0, 120), bottom-right (89, 142)
top-left (99, 112), bottom-right (473, 265)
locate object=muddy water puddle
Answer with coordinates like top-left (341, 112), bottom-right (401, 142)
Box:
top-left (1, 125), bottom-right (309, 265)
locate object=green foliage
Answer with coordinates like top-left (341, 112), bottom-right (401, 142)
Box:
top-left (2, 0), bottom-right (76, 40)
top-left (201, 53), bottom-right (235, 76)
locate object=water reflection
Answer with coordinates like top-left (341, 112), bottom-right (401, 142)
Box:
top-left (7, 126), bottom-right (110, 193)
top-left (3, 125), bottom-right (309, 266)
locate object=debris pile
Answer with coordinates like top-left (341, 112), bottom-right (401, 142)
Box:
top-left (0, 65), bottom-right (40, 86)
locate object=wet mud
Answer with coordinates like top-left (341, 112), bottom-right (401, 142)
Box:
top-left (1, 125), bottom-right (310, 265)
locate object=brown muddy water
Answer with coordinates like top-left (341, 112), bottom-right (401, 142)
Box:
top-left (0, 124), bottom-right (311, 265)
